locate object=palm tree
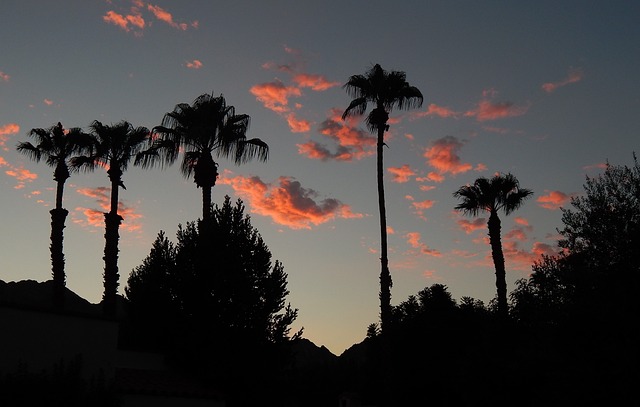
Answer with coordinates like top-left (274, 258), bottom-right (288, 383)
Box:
top-left (453, 173), bottom-right (533, 319)
top-left (73, 120), bottom-right (151, 317)
top-left (342, 64), bottom-right (423, 332)
top-left (148, 92), bottom-right (269, 221)
top-left (17, 122), bottom-right (93, 309)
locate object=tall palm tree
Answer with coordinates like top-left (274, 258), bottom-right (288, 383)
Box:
top-left (453, 173), bottom-right (533, 319)
top-left (17, 122), bottom-right (94, 309)
top-left (342, 64), bottom-right (423, 332)
top-left (148, 92), bottom-right (269, 221)
top-left (73, 120), bottom-right (151, 317)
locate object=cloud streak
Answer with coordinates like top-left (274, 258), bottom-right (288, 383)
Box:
top-left (219, 172), bottom-right (363, 229)
top-left (103, 1), bottom-right (196, 35)
top-left (542, 68), bottom-right (584, 93)
top-left (537, 190), bottom-right (571, 210)
top-left (74, 187), bottom-right (143, 232)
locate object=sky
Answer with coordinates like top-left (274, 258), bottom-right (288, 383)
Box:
top-left (1, 0), bottom-right (639, 355)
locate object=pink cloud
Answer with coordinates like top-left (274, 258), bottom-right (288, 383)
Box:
top-left (426, 171), bottom-right (445, 183)
top-left (424, 136), bottom-right (473, 177)
top-left (250, 80), bottom-right (302, 113)
top-left (4, 163), bottom-right (38, 189)
top-left (103, 10), bottom-right (145, 32)
top-left (0, 123), bottom-right (20, 150)
top-left (300, 109), bottom-right (376, 161)
top-left (75, 187), bottom-right (143, 232)
top-left (514, 217), bottom-right (529, 226)
top-left (411, 199), bottom-right (435, 221)
top-left (147, 4), bottom-right (188, 30)
top-left (0, 71), bottom-right (9, 81)
top-left (219, 172), bottom-right (363, 229)
top-left (542, 68), bottom-right (584, 93)
top-left (388, 164), bottom-right (415, 183)
top-left (465, 100), bottom-right (529, 121)
top-left (286, 113), bottom-right (311, 133)
top-left (583, 162), bottom-right (607, 171)
top-left (44, 99), bottom-right (54, 106)
top-left (537, 190), bottom-right (571, 210)
top-left (404, 232), bottom-right (442, 257)
top-left (412, 103), bottom-right (459, 119)
top-left (292, 73), bottom-right (339, 91)
top-left (185, 59), bottom-right (203, 69)
top-left (457, 217), bottom-right (486, 234)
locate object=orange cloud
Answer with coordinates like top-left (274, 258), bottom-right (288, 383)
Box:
top-left (4, 162), bottom-right (38, 189)
top-left (0, 71), bottom-right (9, 81)
top-left (103, 10), bottom-right (145, 32)
top-left (542, 68), bottom-right (584, 93)
top-left (413, 103), bottom-right (459, 119)
top-left (75, 187), bottom-right (143, 232)
top-left (465, 100), bottom-right (529, 121)
top-left (185, 59), bottom-right (203, 69)
top-left (537, 190), bottom-right (571, 210)
top-left (426, 171), bottom-right (445, 183)
top-left (514, 217), bottom-right (529, 226)
top-left (147, 4), bottom-right (188, 30)
top-left (219, 173), bottom-right (363, 229)
top-left (457, 217), bottom-right (486, 234)
top-left (1, 123), bottom-right (20, 150)
top-left (44, 98), bottom-right (54, 106)
top-left (424, 136), bottom-right (473, 178)
top-left (411, 199), bottom-right (435, 220)
top-left (388, 164), bottom-right (415, 183)
top-left (299, 109), bottom-right (375, 161)
top-left (292, 73), bottom-right (339, 91)
top-left (250, 80), bottom-right (302, 113)
top-left (404, 232), bottom-right (442, 257)
top-left (286, 113), bottom-right (311, 133)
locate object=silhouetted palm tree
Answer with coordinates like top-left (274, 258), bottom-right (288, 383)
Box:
top-left (148, 93), bottom-right (269, 221)
top-left (17, 122), bottom-right (93, 309)
top-left (453, 173), bottom-right (533, 318)
top-left (73, 120), bottom-right (151, 317)
top-left (342, 64), bottom-right (423, 332)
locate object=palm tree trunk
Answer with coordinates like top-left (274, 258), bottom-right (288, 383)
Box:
top-left (202, 185), bottom-right (212, 222)
top-left (49, 207), bottom-right (68, 309)
top-left (376, 125), bottom-right (392, 332)
top-left (488, 210), bottom-right (508, 318)
top-left (103, 168), bottom-right (123, 317)
top-left (51, 165), bottom-right (70, 309)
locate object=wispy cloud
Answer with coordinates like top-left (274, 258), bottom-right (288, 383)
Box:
top-left (185, 59), bottom-right (203, 69)
top-left (219, 171), bottom-right (363, 229)
top-left (537, 190), bottom-right (571, 210)
top-left (251, 47), bottom-right (339, 132)
top-left (388, 164), bottom-right (416, 183)
top-left (0, 71), bottom-right (9, 82)
top-left (74, 187), bottom-right (143, 232)
top-left (43, 98), bottom-right (54, 106)
top-left (404, 231), bottom-right (442, 257)
top-left (423, 136), bottom-right (482, 180)
top-left (4, 165), bottom-right (38, 189)
top-left (250, 80), bottom-right (302, 114)
top-left (0, 123), bottom-right (20, 150)
top-left (542, 68), bottom-right (584, 93)
top-left (464, 89), bottom-right (529, 121)
top-left (298, 109), bottom-right (376, 161)
top-left (103, 1), bottom-right (196, 35)
top-left (456, 217), bottom-right (486, 234)
top-left (412, 103), bottom-right (459, 119)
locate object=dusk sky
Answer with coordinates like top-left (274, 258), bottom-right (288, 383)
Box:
top-left (1, 1), bottom-right (638, 354)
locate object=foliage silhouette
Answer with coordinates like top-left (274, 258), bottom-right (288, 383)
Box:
top-left (342, 64), bottom-right (423, 332)
top-left (148, 92), bottom-right (269, 222)
top-left (16, 122), bottom-right (94, 309)
top-left (454, 173), bottom-right (533, 318)
top-left (124, 196), bottom-right (299, 405)
top-left (72, 120), bottom-right (152, 317)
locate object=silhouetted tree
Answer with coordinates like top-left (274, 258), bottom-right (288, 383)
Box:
top-left (125, 196), bottom-right (299, 401)
top-left (148, 93), bottom-right (269, 222)
top-left (16, 122), bottom-right (93, 308)
top-left (454, 173), bottom-right (533, 319)
top-left (342, 64), bottom-right (423, 332)
top-left (73, 120), bottom-right (151, 317)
